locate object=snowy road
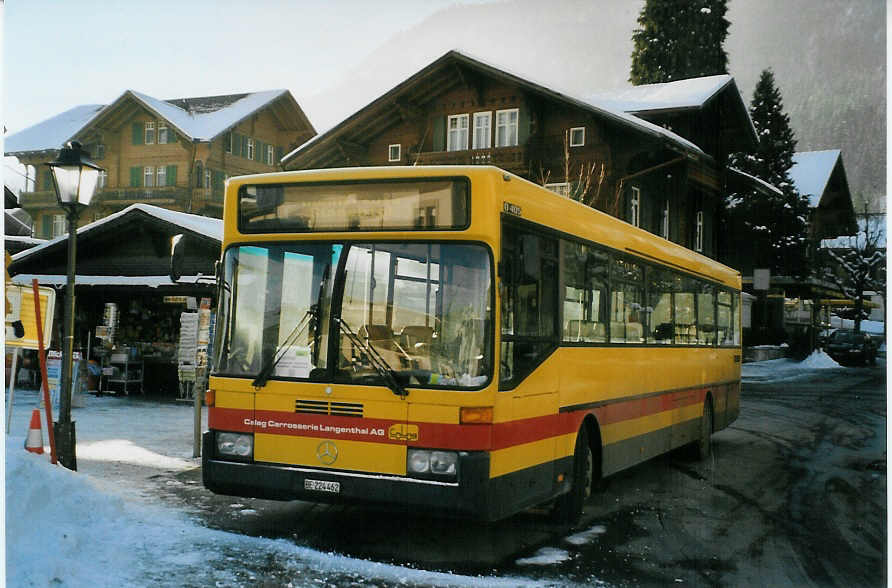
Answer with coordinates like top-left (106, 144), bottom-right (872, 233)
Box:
top-left (6, 353), bottom-right (886, 586)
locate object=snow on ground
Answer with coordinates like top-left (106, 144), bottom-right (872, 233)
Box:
top-left (3, 349), bottom-right (869, 585)
top-left (4, 390), bottom-right (546, 587)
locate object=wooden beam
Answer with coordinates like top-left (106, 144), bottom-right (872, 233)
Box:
top-left (452, 65), bottom-right (485, 107)
top-left (394, 97), bottom-right (424, 122)
top-left (336, 138), bottom-right (367, 163)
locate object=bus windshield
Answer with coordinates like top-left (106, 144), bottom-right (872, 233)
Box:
top-left (214, 241), bottom-right (492, 389)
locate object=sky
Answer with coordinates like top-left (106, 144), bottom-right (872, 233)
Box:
top-left (1, 0), bottom-right (491, 190)
top-left (2, 0), bottom-right (485, 134)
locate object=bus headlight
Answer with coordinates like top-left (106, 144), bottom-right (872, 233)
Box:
top-left (216, 432), bottom-right (253, 459)
top-left (407, 449), bottom-right (458, 479)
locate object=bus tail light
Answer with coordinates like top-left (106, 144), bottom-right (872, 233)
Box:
top-left (460, 406), bottom-right (493, 424)
top-left (204, 389), bottom-right (215, 406)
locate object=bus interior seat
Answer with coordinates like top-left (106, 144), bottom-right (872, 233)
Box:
top-left (400, 326), bottom-right (434, 369)
top-left (359, 324), bottom-right (411, 368)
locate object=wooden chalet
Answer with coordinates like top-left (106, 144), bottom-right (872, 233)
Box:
top-left (283, 50), bottom-right (759, 260)
top-left (6, 90), bottom-right (316, 238)
top-left (789, 150), bottom-right (858, 242)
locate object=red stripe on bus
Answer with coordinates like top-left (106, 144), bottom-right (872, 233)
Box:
top-left (209, 385), bottom-right (716, 451)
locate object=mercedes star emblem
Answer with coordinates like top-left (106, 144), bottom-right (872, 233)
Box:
top-left (316, 441), bottom-right (338, 465)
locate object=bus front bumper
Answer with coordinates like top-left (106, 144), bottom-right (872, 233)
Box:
top-left (201, 432), bottom-right (499, 520)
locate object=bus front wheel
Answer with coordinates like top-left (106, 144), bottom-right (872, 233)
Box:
top-left (552, 425), bottom-right (593, 524)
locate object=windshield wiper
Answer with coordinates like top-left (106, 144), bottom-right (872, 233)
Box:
top-left (251, 305), bottom-right (316, 388)
top-left (336, 316), bottom-right (408, 397)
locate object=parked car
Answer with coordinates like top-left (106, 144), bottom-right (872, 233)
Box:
top-left (825, 329), bottom-right (878, 366)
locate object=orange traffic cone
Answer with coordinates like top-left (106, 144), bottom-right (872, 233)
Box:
top-left (24, 408), bottom-right (44, 454)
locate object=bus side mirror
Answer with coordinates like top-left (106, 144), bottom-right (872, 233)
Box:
top-left (170, 234), bottom-right (185, 283)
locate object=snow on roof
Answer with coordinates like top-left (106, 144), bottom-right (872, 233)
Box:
top-left (728, 166), bottom-right (783, 196)
top-left (586, 75), bottom-right (734, 113)
top-left (11, 203), bottom-right (222, 263)
top-left (789, 150), bottom-right (841, 207)
top-left (128, 89), bottom-right (288, 141)
top-left (5, 90), bottom-right (288, 154)
top-left (4, 104), bottom-right (104, 154)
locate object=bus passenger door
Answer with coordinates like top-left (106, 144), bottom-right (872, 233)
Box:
top-left (499, 222), bottom-right (561, 502)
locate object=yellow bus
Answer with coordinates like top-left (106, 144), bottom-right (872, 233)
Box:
top-left (201, 166), bottom-right (741, 522)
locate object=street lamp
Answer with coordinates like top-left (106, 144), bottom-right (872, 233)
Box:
top-left (46, 140), bottom-right (102, 471)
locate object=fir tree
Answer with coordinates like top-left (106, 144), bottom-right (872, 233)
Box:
top-left (630, 0), bottom-right (730, 85)
top-left (727, 69), bottom-right (811, 277)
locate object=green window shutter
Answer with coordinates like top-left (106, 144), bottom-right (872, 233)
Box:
top-left (130, 166), bottom-right (142, 187)
top-left (256, 140), bottom-right (264, 162)
top-left (518, 110), bottom-right (531, 144)
top-left (275, 146), bottom-right (283, 163)
top-left (224, 132), bottom-right (232, 153)
top-left (41, 215), bottom-right (51, 238)
top-left (241, 135), bottom-right (248, 158)
top-left (432, 116), bottom-right (445, 151)
top-left (167, 165), bottom-right (177, 186)
top-left (167, 129), bottom-right (176, 145)
top-left (43, 170), bottom-right (54, 191)
top-left (132, 123), bottom-right (143, 145)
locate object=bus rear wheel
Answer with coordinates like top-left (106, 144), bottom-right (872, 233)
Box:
top-left (552, 425), bottom-right (593, 524)
top-left (696, 398), bottom-right (713, 460)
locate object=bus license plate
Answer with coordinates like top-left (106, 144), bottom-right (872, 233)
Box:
top-left (304, 479), bottom-right (340, 494)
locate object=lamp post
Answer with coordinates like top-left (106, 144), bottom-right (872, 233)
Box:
top-left (46, 141), bottom-right (102, 471)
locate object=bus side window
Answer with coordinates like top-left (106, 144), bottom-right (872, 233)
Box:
top-left (647, 267), bottom-right (675, 344)
top-left (500, 224), bottom-right (558, 388)
top-left (561, 241), bottom-right (607, 343)
top-left (610, 256), bottom-right (645, 344)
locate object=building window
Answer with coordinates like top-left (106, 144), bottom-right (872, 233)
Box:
top-left (569, 127), bottom-right (585, 147)
top-left (661, 200), bottom-right (670, 239)
top-left (388, 144), bottom-right (401, 162)
top-left (98, 170), bottom-right (107, 189)
top-left (247, 138), bottom-right (255, 160)
top-left (495, 108), bottom-right (519, 147)
top-left (695, 210), bottom-right (704, 252)
top-left (545, 182), bottom-right (570, 198)
top-left (225, 133), bottom-right (233, 154)
top-left (52, 214), bottom-right (66, 238)
top-left (447, 114), bottom-right (469, 151)
top-left (630, 187), bottom-right (640, 227)
top-left (204, 169), bottom-right (211, 190)
top-left (95, 144), bottom-right (106, 159)
top-left (144, 166), bottom-right (155, 188)
top-left (267, 144), bottom-right (275, 165)
top-left (144, 122), bottom-right (155, 145)
top-left (472, 112), bottom-right (492, 149)
top-left (156, 166), bottom-right (166, 187)
top-left (158, 123), bottom-right (168, 145)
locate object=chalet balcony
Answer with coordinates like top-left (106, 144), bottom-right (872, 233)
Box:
top-left (411, 146), bottom-right (527, 174)
top-left (96, 186), bottom-right (188, 206)
top-left (18, 190), bottom-right (58, 209)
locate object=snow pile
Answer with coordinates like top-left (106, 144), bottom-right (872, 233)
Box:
top-left (742, 350), bottom-right (843, 383)
top-left (6, 437), bottom-right (546, 587)
top-left (798, 350), bottom-right (843, 369)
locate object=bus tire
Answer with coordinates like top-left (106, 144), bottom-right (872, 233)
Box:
top-left (696, 398), bottom-right (713, 460)
top-left (552, 425), bottom-right (593, 524)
